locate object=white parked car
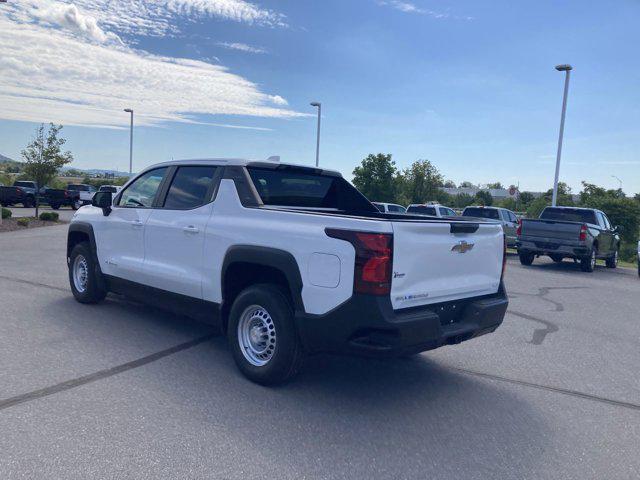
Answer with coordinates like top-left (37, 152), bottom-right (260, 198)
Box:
top-left (371, 202), bottom-right (406, 213)
top-left (406, 203), bottom-right (457, 217)
top-left (67, 184), bottom-right (97, 205)
top-left (67, 158), bottom-right (508, 384)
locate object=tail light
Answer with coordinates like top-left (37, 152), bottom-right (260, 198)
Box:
top-left (579, 224), bottom-right (587, 241)
top-left (326, 228), bottom-right (393, 295)
top-left (15, 188), bottom-right (22, 196)
top-left (516, 221), bottom-right (522, 237)
top-left (64, 190), bottom-right (69, 198)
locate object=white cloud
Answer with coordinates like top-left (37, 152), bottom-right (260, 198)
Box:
top-left (30, 2), bottom-right (122, 44)
top-left (217, 41), bottom-right (268, 54)
top-left (376, 1), bottom-right (472, 20)
top-left (0, 2), bottom-right (302, 129)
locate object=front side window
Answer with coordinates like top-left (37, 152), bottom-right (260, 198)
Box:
top-left (118, 168), bottom-right (168, 208)
top-left (163, 166), bottom-right (218, 209)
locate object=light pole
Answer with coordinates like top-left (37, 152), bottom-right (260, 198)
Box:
top-left (612, 175), bottom-right (622, 191)
top-left (552, 64), bottom-right (572, 206)
top-left (124, 108), bottom-right (134, 174)
top-left (310, 102), bottom-right (321, 167)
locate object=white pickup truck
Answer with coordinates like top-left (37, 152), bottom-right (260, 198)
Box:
top-left (67, 159), bottom-right (508, 384)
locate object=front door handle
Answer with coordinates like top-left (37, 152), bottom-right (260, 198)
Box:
top-left (131, 220), bottom-right (144, 227)
top-left (183, 225), bottom-right (199, 234)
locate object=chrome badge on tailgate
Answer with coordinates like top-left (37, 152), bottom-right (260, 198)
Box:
top-left (451, 240), bottom-right (474, 254)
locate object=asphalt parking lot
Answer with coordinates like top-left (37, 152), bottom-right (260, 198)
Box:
top-left (0, 225), bottom-right (638, 479)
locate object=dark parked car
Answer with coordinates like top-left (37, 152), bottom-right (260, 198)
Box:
top-left (10, 180), bottom-right (38, 207)
top-left (0, 185), bottom-right (29, 207)
top-left (516, 206), bottom-right (620, 272)
top-left (43, 188), bottom-right (82, 210)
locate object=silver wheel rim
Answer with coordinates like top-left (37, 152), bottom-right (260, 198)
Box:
top-left (237, 305), bottom-right (276, 367)
top-left (73, 255), bottom-right (89, 293)
top-left (591, 250), bottom-right (596, 269)
top-left (614, 250), bottom-right (618, 265)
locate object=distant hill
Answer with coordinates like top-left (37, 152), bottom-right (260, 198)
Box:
top-left (0, 153), bottom-right (16, 163)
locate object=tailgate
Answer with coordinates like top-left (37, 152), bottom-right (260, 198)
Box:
top-left (521, 219), bottom-right (581, 241)
top-left (390, 221), bottom-right (503, 310)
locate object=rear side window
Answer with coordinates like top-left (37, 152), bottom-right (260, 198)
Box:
top-left (462, 207), bottom-right (499, 219)
top-left (407, 206), bottom-right (436, 215)
top-left (247, 167), bottom-right (375, 212)
top-left (163, 166), bottom-right (218, 209)
top-left (372, 203), bottom-right (385, 212)
top-left (540, 208), bottom-right (597, 224)
top-left (118, 168), bottom-right (168, 208)
top-left (388, 204), bottom-right (405, 213)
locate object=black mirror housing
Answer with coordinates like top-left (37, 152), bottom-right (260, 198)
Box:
top-left (92, 191), bottom-right (112, 215)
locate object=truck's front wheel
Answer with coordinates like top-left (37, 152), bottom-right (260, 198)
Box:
top-left (519, 252), bottom-right (535, 266)
top-left (228, 284), bottom-right (304, 385)
top-left (68, 242), bottom-right (107, 303)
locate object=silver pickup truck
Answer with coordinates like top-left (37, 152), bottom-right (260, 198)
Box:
top-left (517, 206), bottom-right (620, 272)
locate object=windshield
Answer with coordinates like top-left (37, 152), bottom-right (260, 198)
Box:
top-left (462, 207), bottom-right (500, 219)
top-left (540, 207), bottom-right (597, 224)
top-left (406, 205), bottom-right (436, 215)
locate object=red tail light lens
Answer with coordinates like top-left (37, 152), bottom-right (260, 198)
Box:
top-left (326, 228), bottom-right (393, 295)
top-left (516, 222), bottom-right (522, 236)
top-left (579, 224), bottom-right (587, 241)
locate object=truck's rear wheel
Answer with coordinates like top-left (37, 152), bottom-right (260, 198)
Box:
top-left (51, 203), bottom-right (60, 210)
top-left (519, 252), bottom-right (535, 266)
top-left (580, 249), bottom-right (596, 272)
top-left (228, 284), bottom-right (303, 385)
top-left (68, 242), bottom-right (107, 303)
top-left (23, 197), bottom-right (34, 208)
top-left (550, 254), bottom-right (563, 263)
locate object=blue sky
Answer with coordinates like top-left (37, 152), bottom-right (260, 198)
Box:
top-left (1, 0), bottom-right (639, 194)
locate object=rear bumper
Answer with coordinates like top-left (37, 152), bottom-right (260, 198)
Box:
top-left (296, 284), bottom-right (508, 356)
top-left (517, 238), bottom-right (590, 257)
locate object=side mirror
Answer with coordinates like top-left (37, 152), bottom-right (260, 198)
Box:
top-left (92, 191), bottom-right (112, 216)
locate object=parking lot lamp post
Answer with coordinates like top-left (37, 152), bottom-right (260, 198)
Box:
top-left (552, 64), bottom-right (572, 207)
top-left (124, 108), bottom-right (134, 174)
top-left (310, 102), bottom-right (321, 167)
top-left (611, 175), bottom-right (622, 191)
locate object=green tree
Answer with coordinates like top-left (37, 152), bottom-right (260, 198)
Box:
top-left (459, 181), bottom-right (476, 188)
top-left (474, 190), bottom-right (493, 206)
top-left (22, 124), bottom-right (73, 217)
top-left (518, 191), bottom-right (535, 207)
top-left (397, 159), bottom-right (444, 204)
top-left (443, 180), bottom-right (456, 188)
top-left (452, 193), bottom-right (475, 209)
top-left (486, 182), bottom-right (503, 189)
top-left (352, 153), bottom-right (397, 202)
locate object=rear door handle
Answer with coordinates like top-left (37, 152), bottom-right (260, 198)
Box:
top-left (131, 220), bottom-right (144, 227)
top-left (183, 225), bottom-right (199, 234)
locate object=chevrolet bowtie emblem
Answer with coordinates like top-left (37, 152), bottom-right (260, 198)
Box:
top-left (451, 240), bottom-right (474, 254)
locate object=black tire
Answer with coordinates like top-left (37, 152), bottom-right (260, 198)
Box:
top-left (519, 252), bottom-right (535, 266)
top-left (51, 203), bottom-right (60, 210)
top-left (550, 254), bottom-right (564, 263)
top-left (605, 249), bottom-right (618, 269)
top-left (580, 248), bottom-right (596, 273)
top-left (227, 284), bottom-right (304, 385)
top-left (23, 197), bottom-right (34, 208)
top-left (68, 242), bottom-right (107, 303)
